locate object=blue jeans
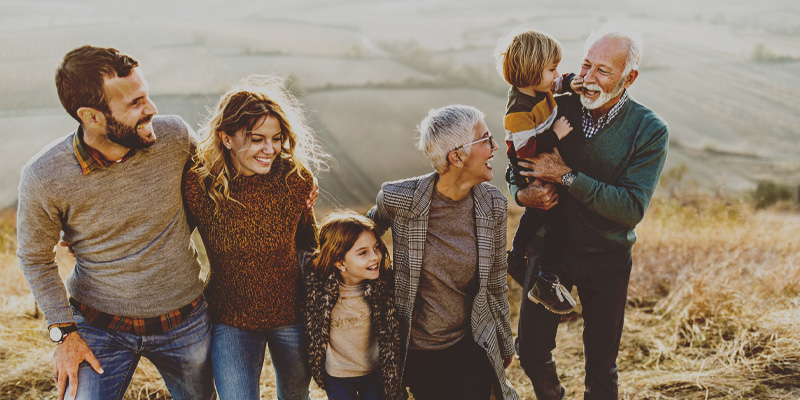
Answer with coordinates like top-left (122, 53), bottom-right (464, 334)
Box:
top-left (323, 371), bottom-right (381, 400)
top-left (211, 323), bottom-right (311, 400)
top-left (68, 296), bottom-right (215, 400)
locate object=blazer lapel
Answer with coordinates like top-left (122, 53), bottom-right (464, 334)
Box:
top-left (404, 173), bottom-right (436, 307)
top-left (470, 184), bottom-right (493, 334)
top-left (472, 183), bottom-right (493, 283)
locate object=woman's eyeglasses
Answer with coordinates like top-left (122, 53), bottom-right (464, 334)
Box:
top-left (452, 133), bottom-right (497, 152)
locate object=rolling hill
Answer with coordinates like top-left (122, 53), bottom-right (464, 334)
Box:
top-left (1, 0), bottom-right (799, 208)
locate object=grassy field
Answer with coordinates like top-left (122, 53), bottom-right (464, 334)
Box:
top-left (1, 194), bottom-right (798, 399)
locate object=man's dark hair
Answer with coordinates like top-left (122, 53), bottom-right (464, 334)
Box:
top-left (55, 45), bottom-right (139, 123)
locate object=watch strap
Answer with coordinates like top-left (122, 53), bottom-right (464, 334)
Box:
top-left (61, 323), bottom-right (78, 335)
top-left (49, 323), bottom-right (78, 343)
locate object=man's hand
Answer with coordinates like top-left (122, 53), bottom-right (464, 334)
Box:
top-left (306, 178), bottom-right (319, 209)
top-left (503, 357), bottom-right (513, 369)
top-left (516, 179), bottom-right (559, 210)
top-left (519, 148), bottom-right (572, 184)
top-left (58, 240), bottom-right (75, 257)
top-left (54, 332), bottom-right (103, 400)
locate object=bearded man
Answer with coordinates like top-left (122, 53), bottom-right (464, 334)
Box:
top-left (511, 25), bottom-right (669, 400)
top-left (16, 45), bottom-right (215, 400)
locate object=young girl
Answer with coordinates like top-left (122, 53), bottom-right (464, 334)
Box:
top-left (305, 211), bottom-right (400, 400)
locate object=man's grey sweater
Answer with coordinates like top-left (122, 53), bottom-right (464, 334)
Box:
top-left (17, 115), bottom-right (204, 326)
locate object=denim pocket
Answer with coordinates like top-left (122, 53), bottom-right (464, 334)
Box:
top-left (185, 295), bottom-right (208, 319)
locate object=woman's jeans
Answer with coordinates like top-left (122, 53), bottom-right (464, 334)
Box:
top-left (211, 323), bottom-right (311, 400)
top-left (67, 297), bottom-right (215, 400)
top-left (323, 371), bottom-right (382, 400)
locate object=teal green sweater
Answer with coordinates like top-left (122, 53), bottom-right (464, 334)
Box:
top-left (512, 92), bottom-right (668, 254)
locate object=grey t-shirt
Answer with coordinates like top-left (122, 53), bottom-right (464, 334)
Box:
top-left (410, 188), bottom-right (477, 350)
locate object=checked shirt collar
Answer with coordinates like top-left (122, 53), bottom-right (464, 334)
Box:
top-left (73, 126), bottom-right (138, 175)
top-left (582, 90), bottom-right (629, 139)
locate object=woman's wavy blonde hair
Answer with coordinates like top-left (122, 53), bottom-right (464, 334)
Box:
top-left (192, 75), bottom-right (327, 208)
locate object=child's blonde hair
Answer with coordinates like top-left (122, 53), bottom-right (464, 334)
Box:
top-left (311, 211), bottom-right (391, 278)
top-left (495, 28), bottom-right (562, 88)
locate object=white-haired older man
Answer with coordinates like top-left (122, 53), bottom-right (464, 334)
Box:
top-left (512, 25), bottom-right (669, 399)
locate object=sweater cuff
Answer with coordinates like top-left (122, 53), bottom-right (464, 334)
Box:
top-left (46, 306), bottom-right (77, 329)
top-left (567, 172), bottom-right (593, 199)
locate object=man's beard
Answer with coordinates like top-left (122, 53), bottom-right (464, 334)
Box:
top-left (579, 75), bottom-right (626, 110)
top-left (105, 113), bottom-right (156, 149)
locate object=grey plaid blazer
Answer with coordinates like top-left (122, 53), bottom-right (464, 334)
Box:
top-left (368, 172), bottom-right (518, 400)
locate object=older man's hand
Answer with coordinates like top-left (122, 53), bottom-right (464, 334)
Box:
top-left (516, 179), bottom-right (559, 210)
top-left (518, 148), bottom-right (572, 184)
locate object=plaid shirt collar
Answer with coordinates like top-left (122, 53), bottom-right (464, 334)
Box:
top-left (581, 90), bottom-right (629, 139)
top-left (73, 126), bottom-right (136, 175)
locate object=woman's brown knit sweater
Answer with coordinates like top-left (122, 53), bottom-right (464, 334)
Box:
top-left (182, 157), bottom-right (317, 330)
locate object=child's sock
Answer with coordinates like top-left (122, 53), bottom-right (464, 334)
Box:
top-left (539, 269), bottom-right (558, 282)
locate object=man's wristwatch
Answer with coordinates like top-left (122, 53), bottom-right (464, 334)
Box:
top-left (49, 324), bottom-right (78, 344)
top-left (561, 171), bottom-right (577, 188)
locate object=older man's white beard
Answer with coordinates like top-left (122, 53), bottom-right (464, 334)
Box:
top-left (580, 78), bottom-right (626, 110)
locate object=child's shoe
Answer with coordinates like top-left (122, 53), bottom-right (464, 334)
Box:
top-left (527, 275), bottom-right (576, 314)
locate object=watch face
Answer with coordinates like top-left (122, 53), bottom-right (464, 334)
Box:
top-left (562, 173), bottom-right (575, 187)
top-left (49, 326), bottom-right (62, 342)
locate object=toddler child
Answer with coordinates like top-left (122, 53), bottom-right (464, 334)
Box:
top-left (495, 28), bottom-right (577, 314)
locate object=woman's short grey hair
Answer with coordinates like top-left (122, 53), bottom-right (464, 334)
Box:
top-left (417, 104), bottom-right (485, 174)
top-left (584, 23), bottom-right (643, 76)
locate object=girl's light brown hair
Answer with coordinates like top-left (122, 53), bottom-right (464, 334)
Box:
top-left (192, 75), bottom-right (327, 208)
top-left (495, 28), bottom-right (562, 88)
top-left (311, 211), bottom-right (391, 278)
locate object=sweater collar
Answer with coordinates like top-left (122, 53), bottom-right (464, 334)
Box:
top-left (581, 90), bottom-right (629, 138)
top-left (72, 126), bottom-right (137, 175)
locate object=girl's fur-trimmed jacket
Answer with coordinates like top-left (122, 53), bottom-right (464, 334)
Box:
top-left (304, 270), bottom-right (401, 400)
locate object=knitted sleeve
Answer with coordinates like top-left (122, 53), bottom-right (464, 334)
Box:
top-left (16, 167), bottom-right (72, 326)
top-left (504, 91), bottom-right (560, 159)
top-left (569, 120), bottom-right (669, 228)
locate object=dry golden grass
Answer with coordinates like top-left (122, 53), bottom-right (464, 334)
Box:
top-left (1, 197), bottom-right (799, 399)
top-left (616, 198), bottom-right (800, 399)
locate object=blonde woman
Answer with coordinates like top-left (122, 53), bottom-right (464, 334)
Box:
top-left (182, 75), bottom-right (326, 400)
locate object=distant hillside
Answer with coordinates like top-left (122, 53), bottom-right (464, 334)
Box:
top-left (2, 0), bottom-right (799, 207)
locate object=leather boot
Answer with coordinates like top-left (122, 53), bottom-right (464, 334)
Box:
top-left (526, 356), bottom-right (566, 400)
